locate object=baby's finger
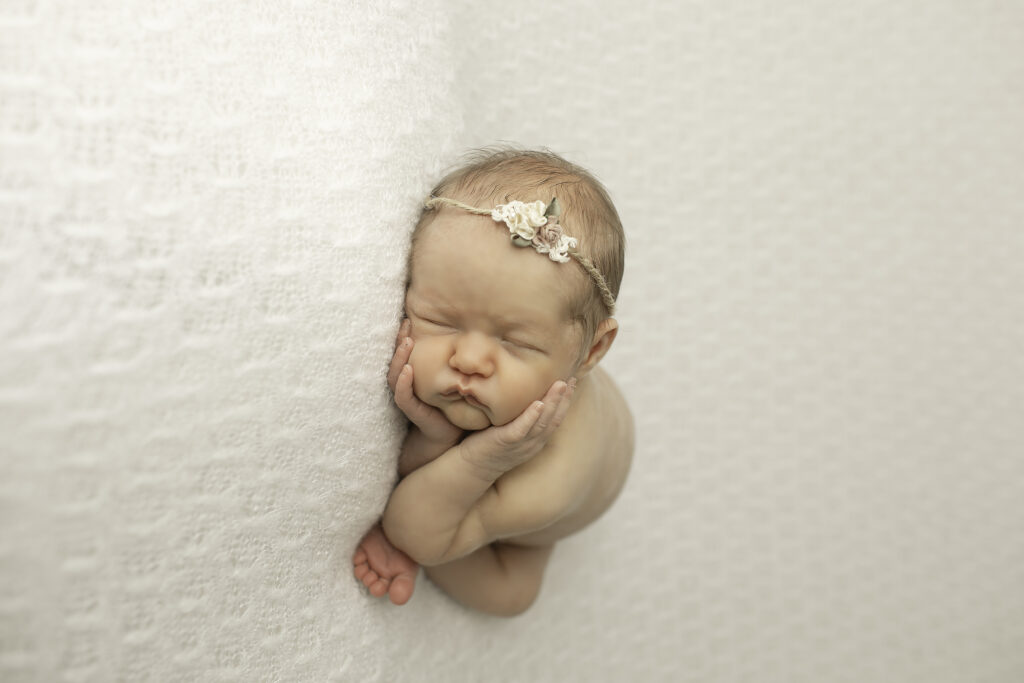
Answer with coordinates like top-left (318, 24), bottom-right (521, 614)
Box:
top-left (394, 364), bottom-right (444, 431)
top-left (387, 336), bottom-right (414, 392)
top-left (548, 378), bottom-right (576, 429)
top-left (394, 318), bottom-right (410, 347)
top-left (528, 381), bottom-right (568, 437)
top-left (393, 364), bottom-right (421, 415)
top-left (494, 400), bottom-right (545, 445)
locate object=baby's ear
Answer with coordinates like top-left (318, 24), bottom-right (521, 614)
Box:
top-left (575, 318), bottom-right (619, 377)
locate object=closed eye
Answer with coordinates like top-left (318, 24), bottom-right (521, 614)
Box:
top-left (419, 316), bottom-right (455, 330)
top-left (503, 338), bottom-right (543, 354)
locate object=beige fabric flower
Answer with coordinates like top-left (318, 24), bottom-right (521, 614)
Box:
top-left (531, 221), bottom-right (577, 263)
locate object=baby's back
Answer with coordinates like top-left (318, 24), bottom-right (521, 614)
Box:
top-left (503, 366), bottom-right (635, 547)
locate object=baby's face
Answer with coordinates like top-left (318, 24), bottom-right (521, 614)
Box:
top-left (405, 207), bottom-right (583, 430)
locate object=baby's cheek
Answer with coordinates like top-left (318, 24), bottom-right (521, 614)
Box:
top-left (490, 382), bottom-right (535, 427)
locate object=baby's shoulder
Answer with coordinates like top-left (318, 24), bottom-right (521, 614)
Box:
top-left (563, 366), bottom-right (634, 451)
top-left (528, 366), bottom-right (634, 498)
top-left (498, 367), bottom-right (634, 545)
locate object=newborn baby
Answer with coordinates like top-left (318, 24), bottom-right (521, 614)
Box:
top-left (353, 148), bottom-right (634, 616)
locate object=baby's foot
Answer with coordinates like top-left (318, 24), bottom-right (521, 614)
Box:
top-left (352, 523), bottom-right (419, 606)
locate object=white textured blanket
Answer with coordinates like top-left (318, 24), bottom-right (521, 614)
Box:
top-left (2, 1), bottom-right (1022, 681)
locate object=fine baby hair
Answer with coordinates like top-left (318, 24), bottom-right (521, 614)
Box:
top-left (413, 147), bottom-right (626, 348)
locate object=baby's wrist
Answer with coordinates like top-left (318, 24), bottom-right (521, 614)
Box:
top-left (407, 423), bottom-right (460, 453)
top-left (454, 443), bottom-right (506, 484)
top-left (411, 423), bottom-right (461, 448)
top-left (429, 431), bottom-right (462, 449)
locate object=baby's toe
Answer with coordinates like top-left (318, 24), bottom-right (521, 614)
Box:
top-left (389, 575), bottom-right (415, 606)
top-left (353, 562), bottom-right (369, 581)
top-left (353, 548), bottom-right (367, 565)
top-left (369, 578), bottom-right (390, 598)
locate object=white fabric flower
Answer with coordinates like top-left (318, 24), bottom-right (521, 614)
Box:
top-left (549, 234), bottom-right (578, 263)
top-left (491, 200), bottom-right (549, 241)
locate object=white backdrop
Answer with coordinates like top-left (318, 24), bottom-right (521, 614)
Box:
top-left (2, 1), bottom-right (1022, 681)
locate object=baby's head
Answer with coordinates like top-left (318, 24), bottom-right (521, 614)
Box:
top-left (404, 147), bottom-right (626, 430)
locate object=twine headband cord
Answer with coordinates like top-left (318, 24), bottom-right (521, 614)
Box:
top-left (423, 196), bottom-right (617, 314)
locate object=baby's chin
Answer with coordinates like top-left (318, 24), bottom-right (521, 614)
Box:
top-left (442, 401), bottom-right (494, 431)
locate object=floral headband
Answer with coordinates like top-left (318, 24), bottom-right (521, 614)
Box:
top-left (423, 195), bottom-right (616, 314)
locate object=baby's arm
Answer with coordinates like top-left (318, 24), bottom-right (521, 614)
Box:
top-left (382, 380), bottom-right (575, 567)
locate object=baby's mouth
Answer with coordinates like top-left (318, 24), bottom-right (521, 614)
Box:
top-left (442, 387), bottom-right (487, 410)
top-left (462, 394), bottom-right (486, 409)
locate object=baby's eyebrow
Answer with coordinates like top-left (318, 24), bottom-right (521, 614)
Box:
top-left (405, 292), bottom-right (453, 314)
top-left (491, 314), bottom-right (544, 336)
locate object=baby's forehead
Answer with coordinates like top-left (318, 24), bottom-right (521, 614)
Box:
top-left (410, 205), bottom-right (583, 312)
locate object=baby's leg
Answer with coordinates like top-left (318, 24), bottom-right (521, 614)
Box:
top-left (423, 542), bottom-right (554, 617)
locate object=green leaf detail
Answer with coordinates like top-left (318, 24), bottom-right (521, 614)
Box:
top-left (544, 197), bottom-right (561, 218)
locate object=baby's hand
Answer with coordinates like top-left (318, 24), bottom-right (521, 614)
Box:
top-left (388, 319), bottom-right (463, 447)
top-left (457, 378), bottom-right (576, 480)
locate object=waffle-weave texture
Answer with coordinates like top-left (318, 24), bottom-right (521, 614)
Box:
top-left (1, 1), bottom-right (462, 680)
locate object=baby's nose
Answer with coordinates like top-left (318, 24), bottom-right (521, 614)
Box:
top-left (449, 331), bottom-right (495, 377)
